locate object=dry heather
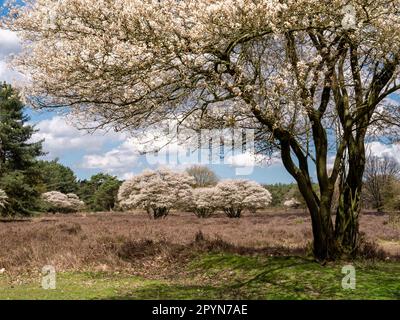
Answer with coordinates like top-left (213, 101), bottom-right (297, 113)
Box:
top-left (0, 210), bottom-right (399, 276)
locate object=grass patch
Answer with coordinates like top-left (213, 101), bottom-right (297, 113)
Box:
top-left (0, 253), bottom-right (399, 300)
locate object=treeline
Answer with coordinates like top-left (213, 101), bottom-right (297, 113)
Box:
top-left (362, 155), bottom-right (400, 212)
top-left (266, 156), bottom-right (400, 212)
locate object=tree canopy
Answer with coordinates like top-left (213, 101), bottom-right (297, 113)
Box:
top-left (186, 165), bottom-right (218, 188)
top-left (78, 173), bottom-right (121, 211)
top-left (36, 159), bottom-right (79, 194)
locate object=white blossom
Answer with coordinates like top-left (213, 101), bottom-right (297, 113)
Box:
top-left (118, 168), bottom-right (195, 219)
top-left (42, 191), bottom-right (85, 213)
top-left (187, 187), bottom-right (217, 218)
top-left (0, 189), bottom-right (8, 209)
top-left (283, 198), bottom-right (302, 209)
top-left (213, 179), bottom-right (272, 217)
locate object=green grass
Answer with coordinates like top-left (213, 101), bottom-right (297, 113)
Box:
top-left (0, 254), bottom-right (399, 300)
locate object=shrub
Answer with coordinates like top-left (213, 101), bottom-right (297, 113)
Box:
top-left (283, 198), bottom-right (302, 209)
top-left (0, 189), bottom-right (8, 211)
top-left (187, 187), bottom-right (216, 218)
top-left (118, 169), bottom-right (194, 219)
top-left (42, 191), bottom-right (85, 213)
top-left (213, 180), bottom-right (272, 218)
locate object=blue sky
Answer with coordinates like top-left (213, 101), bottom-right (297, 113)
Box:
top-left (24, 106), bottom-right (295, 183)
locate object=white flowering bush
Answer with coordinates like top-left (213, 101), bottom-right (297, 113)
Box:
top-left (0, 189), bottom-right (8, 211)
top-left (42, 191), bottom-right (85, 213)
top-left (187, 187), bottom-right (217, 218)
top-left (118, 169), bottom-right (195, 219)
top-left (283, 198), bottom-right (302, 209)
top-left (213, 180), bottom-right (272, 218)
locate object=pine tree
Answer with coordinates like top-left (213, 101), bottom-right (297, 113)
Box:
top-left (36, 159), bottom-right (79, 194)
top-left (0, 82), bottom-right (44, 215)
top-left (78, 173), bottom-right (121, 211)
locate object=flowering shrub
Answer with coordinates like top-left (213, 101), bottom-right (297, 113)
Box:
top-left (283, 198), bottom-right (302, 209)
top-left (118, 169), bottom-right (194, 219)
top-left (187, 187), bottom-right (216, 218)
top-left (42, 191), bottom-right (85, 213)
top-left (0, 189), bottom-right (8, 211)
top-left (213, 180), bottom-right (272, 218)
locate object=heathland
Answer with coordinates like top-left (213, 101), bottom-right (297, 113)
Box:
top-left (0, 210), bottom-right (398, 300)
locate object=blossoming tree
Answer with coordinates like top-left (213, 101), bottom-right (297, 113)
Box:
top-left (0, 189), bottom-right (8, 211)
top-left (42, 191), bottom-right (85, 213)
top-left (118, 169), bottom-right (194, 219)
top-left (187, 187), bottom-right (217, 218)
top-left (283, 198), bottom-right (302, 210)
top-left (5, 0), bottom-right (400, 260)
top-left (214, 180), bottom-right (272, 218)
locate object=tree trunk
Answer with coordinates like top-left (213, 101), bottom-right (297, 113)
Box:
top-left (148, 207), bottom-right (170, 219)
top-left (314, 204), bottom-right (337, 260)
top-left (335, 185), bottom-right (361, 254)
top-left (297, 183), bottom-right (338, 261)
top-left (295, 149), bottom-right (365, 261)
top-left (224, 208), bottom-right (242, 218)
top-left (334, 150), bottom-right (364, 255)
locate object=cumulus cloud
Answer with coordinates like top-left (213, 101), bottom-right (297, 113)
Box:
top-left (366, 141), bottom-right (400, 163)
top-left (0, 29), bottom-right (24, 83)
top-left (225, 152), bottom-right (281, 168)
top-left (82, 138), bottom-right (139, 174)
top-left (32, 115), bottom-right (127, 158)
top-left (80, 126), bottom-right (283, 178)
top-left (0, 29), bottom-right (21, 58)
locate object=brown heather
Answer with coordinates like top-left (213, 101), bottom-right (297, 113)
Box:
top-left (0, 210), bottom-right (399, 277)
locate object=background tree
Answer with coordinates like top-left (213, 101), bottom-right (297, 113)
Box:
top-left (283, 198), bottom-right (302, 210)
top-left (213, 180), bottom-right (272, 218)
top-left (186, 165), bottom-right (218, 188)
top-left (363, 155), bottom-right (400, 212)
top-left (42, 191), bottom-right (84, 213)
top-left (187, 187), bottom-right (216, 218)
top-left (36, 159), bottom-right (79, 194)
top-left (118, 169), bottom-right (194, 219)
top-left (78, 173), bottom-right (121, 211)
top-left (6, 1), bottom-right (400, 260)
top-left (264, 183), bottom-right (295, 208)
top-left (0, 83), bottom-right (44, 215)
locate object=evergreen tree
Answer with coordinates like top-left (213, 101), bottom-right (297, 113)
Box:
top-left (78, 173), bottom-right (121, 211)
top-left (36, 159), bottom-right (78, 194)
top-left (0, 83), bottom-right (44, 215)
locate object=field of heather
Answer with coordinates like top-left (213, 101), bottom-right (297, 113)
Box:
top-left (0, 210), bottom-right (399, 300)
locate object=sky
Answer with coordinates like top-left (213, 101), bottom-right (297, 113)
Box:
top-left (0, 2), bottom-right (397, 183)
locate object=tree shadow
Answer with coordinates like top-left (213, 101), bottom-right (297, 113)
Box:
top-left (104, 255), bottom-right (318, 300)
top-left (0, 218), bottom-right (32, 223)
top-left (264, 211), bottom-right (310, 219)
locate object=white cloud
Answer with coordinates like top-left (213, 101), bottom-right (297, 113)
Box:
top-left (82, 138), bottom-right (139, 173)
top-left (80, 127), bottom-right (284, 178)
top-left (225, 152), bottom-right (281, 167)
top-left (366, 141), bottom-right (400, 163)
top-left (0, 29), bottom-right (24, 83)
top-left (32, 115), bottom-right (127, 158)
top-left (0, 29), bottom-right (21, 58)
